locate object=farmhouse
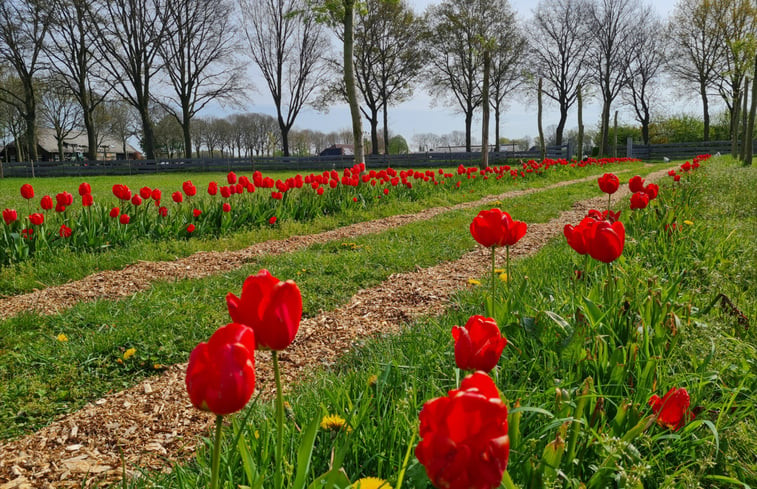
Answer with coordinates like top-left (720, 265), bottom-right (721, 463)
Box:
top-left (0, 127), bottom-right (141, 162)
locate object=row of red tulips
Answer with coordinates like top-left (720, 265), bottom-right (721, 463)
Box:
top-left (185, 154), bottom-right (708, 489)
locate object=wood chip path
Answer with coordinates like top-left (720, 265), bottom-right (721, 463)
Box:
top-left (0, 168), bottom-right (671, 488)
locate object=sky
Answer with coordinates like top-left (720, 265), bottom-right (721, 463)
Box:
top-left (206, 0), bottom-right (699, 150)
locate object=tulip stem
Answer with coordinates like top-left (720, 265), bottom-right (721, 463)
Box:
top-left (502, 469), bottom-right (520, 489)
top-left (506, 245), bottom-right (511, 294)
top-left (273, 350), bottom-right (285, 489)
top-left (210, 414), bottom-right (223, 489)
top-left (607, 193), bottom-right (611, 213)
top-left (490, 246), bottom-right (497, 316)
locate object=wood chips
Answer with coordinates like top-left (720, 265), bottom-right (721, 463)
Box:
top-left (0, 168), bottom-right (671, 488)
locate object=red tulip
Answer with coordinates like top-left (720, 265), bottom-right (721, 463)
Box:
top-left (673, 174), bottom-right (681, 182)
top-left (82, 194), bottom-right (94, 207)
top-left (172, 191), bottom-right (183, 204)
top-left (648, 387), bottom-right (694, 431)
top-left (140, 186), bottom-right (152, 199)
top-left (55, 203), bottom-right (66, 213)
top-left (208, 181), bottom-right (218, 196)
top-left (416, 372), bottom-right (509, 489)
top-left (158, 206), bottom-right (168, 217)
top-left (29, 213), bottom-right (44, 226)
top-left (21, 183), bottom-right (34, 199)
top-left (316, 187), bottom-right (324, 196)
top-left (226, 269), bottom-right (301, 351)
top-left (227, 171), bottom-right (237, 184)
top-left (151, 188), bottom-right (162, 201)
top-left (451, 316), bottom-right (506, 373)
top-left (187, 223), bottom-right (196, 233)
top-left (59, 224), bottom-right (72, 238)
top-left (470, 208), bottom-right (527, 248)
top-left (186, 322), bottom-right (256, 415)
top-left (40, 195), bottom-right (53, 210)
top-left (78, 182), bottom-right (91, 196)
top-left (131, 195), bottom-right (143, 206)
top-left (193, 208), bottom-right (202, 217)
top-left (110, 207), bottom-right (120, 218)
top-left (57, 191), bottom-right (73, 206)
top-left (628, 175), bottom-right (645, 193)
top-left (563, 217), bottom-right (595, 255)
top-left (585, 220), bottom-right (625, 263)
top-left (223, 203), bottom-right (231, 213)
top-left (3, 208), bottom-right (18, 225)
top-left (119, 214), bottom-right (130, 225)
top-left (112, 184), bottom-right (132, 201)
top-left (220, 186), bottom-right (231, 198)
top-left (643, 183), bottom-right (659, 200)
top-left (630, 192), bottom-right (649, 210)
top-left (182, 180), bottom-right (197, 197)
top-left (598, 173), bottom-right (619, 194)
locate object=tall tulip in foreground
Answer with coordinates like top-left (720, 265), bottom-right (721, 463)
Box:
top-left (226, 269), bottom-right (302, 489)
top-left (416, 372), bottom-right (511, 489)
top-left (470, 208), bottom-right (527, 298)
top-left (186, 322), bottom-right (256, 489)
top-left (597, 173), bottom-right (619, 211)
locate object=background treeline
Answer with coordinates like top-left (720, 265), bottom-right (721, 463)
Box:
top-left (0, 0), bottom-right (755, 164)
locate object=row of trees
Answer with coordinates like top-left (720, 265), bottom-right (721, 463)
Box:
top-left (0, 0), bottom-right (755, 166)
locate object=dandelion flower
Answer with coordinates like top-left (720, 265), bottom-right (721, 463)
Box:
top-left (367, 374), bottom-right (378, 388)
top-left (57, 333), bottom-right (68, 342)
top-left (683, 220), bottom-right (693, 226)
top-left (320, 414), bottom-right (351, 432)
top-left (123, 348), bottom-right (137, 360)
top-left (494, 268), bottom-right (506, 274)
top-left (499, 273), bottom-right (508, 282)
top-left (467, 278), bottom-right (481, 286)
top-left (353, 478), bottom-right (392, 489)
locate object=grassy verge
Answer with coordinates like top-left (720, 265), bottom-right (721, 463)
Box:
top-left (0, 162), bottom-right (653, 295)
top-left (0, 173), bottom-right (638, 440)
top-left (135, 156), bottom-right (755, 488)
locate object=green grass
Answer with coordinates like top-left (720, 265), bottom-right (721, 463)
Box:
top-left (131, 156), bottom-right (756, 488)
top-left (0, 173), bottom-right (642, 441)
top-left (0, 161), bottom-right (654, 295)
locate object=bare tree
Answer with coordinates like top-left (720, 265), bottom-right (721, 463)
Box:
top-left (744, 51), bottom-right (756, 165)
top-left (0, 0), bottom-right (50, 164)
top-left (89, 0), bottom-right (168, 159)
top-left (45, 0), bottom-right (108, 160)
top-left (39, 75), bottom-right (83, 160)
top-left (95, 99), bottom-right (138, 159)
top-left (588, 0), bottom-right (652, 156)
top-left (423, 0), bottom-right (483, 152)
top-left (241, 0), bottom-right (328, 157)
top-left (158, 0), bottom-right (244, 158)
top-left (711, 0), bottom-right (756, 156)
top-left (529, 0), bottom-right (592, 146)
top-left (666, 0), bottom-right (726, 141)
top-left (624, 16), bottom-right (664, 145)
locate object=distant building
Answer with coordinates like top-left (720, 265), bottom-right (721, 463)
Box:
top-left (319, 144), bottom-right (354, 156)
top-left (0, 127), bottom-right (141, 162)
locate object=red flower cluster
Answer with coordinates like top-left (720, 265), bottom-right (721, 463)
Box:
top-left (416, 372), bottom-right (510, 489)
top-left (564, 210), bottom-right (625, 263)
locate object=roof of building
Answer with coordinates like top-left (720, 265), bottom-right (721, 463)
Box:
top-left (18, 127), bottom-right (139, 155)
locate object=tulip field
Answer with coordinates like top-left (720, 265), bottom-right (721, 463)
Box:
top-left (0, 155), bottom-right (755, 489)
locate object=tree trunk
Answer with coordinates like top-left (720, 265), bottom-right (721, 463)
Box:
top-left (600, 101), bottom-right (610, 157)
top-left (612, 110), bottom-right (618, 158)
top-left (464, 109), bottom-right (472, 152)
top-left (641, 114), bottom-right (650, 146)
top-left (577, 84), bottom-right (584, 159)
top-left (139, 107), bottom-right (156, 160)
top-left (700, 80), bottom-right (710, 141)
top-left (537, 78), bottom-right (545, 160)
top-left (280, 123), bottom-right (290, 157)
top-left (382, 98), bottom-right (389, 155)
top-left (740, 77), bottom-right (749, 161)
top-left (343, 0), bottom-right (364, 165)
top-left (481, 49), bottom-right (490, 168)
top-left (83, 107), bottom-right (98, 161)
top-left (731, 87), bottom-right (741, 158)
top-left (183, 112), bottom-right (193, 159)
top-left (744, 55), bottom-right (756, 166)
top-left (494, 104), bottom-right (500, 153)
top-left (555, 102), bottom-right (568, 146)
top-left (369, 108), bottom-right (379, 155)
top-left (58, 137), bottom-right (64, 161)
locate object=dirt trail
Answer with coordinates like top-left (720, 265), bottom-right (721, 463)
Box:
top-left (0, 168), bottom-right (672, 488)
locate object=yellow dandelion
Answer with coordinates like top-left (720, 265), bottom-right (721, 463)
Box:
top-left (116, 358), bottom-right (123, 364)
top-left (367, 374), bottom-right (378, 388)
top-left (123, 347), bottom-right (137, 360)
top-left (467, 278), bottom-right (481, 286)
top-left (254, 430), bottom-right (260, 439)
top-left (499, 273), bottom-right (508, 282)
top-left (683, 220), bottom-right (693, 226)
top-left (57, 333), bottom-right (68, 342)
top-left (320, 414), bottom-right (351, 432)
top-left (494, 268), bottom-right (506, 274)
top-left (353, 478), bottom-right (392, 489)
top-left (153, 363), bottom-right (164, 370)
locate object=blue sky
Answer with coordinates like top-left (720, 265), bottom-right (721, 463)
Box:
top-left (206, 0), bottom-right (705, 148)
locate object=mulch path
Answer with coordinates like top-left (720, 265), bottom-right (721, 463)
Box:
top-left (0, 168), bottom-right (671, 488)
